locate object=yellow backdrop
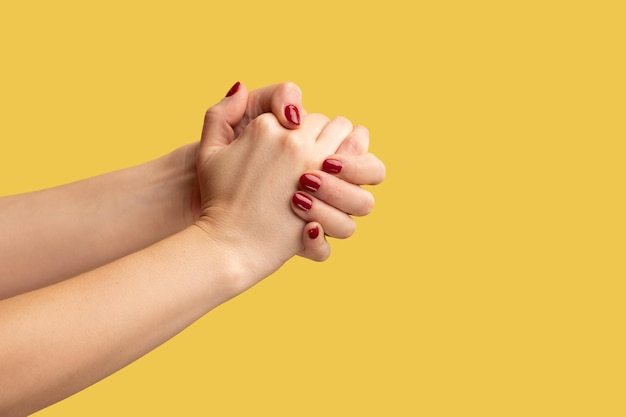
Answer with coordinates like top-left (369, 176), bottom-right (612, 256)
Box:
top-left (1, 0), bottom-right (624, 416)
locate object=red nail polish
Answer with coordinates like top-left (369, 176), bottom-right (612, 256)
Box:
top-left (292, 192), bottom-right (312, 211)
top-left (225, 81), bottom-right (240, 97)
top-left (285, 104), bottom-right (301, 125)
top-left (299, 174), bottom-right (321, 192)
top-left (322, 159), bottom-right (342, 174)
top-left (308, 226), bottom-right (320, 239)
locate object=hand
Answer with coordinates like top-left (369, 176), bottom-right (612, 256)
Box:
top-left (201, 81), bottom-right (304, 147)
top-left (187, 82), bottom-right (303, 217)
top-left (196, 81), bottom-right (385, 262)
top-left (292, 123), bottom-right (386, 260)
top-left (225, 81), bottom-right (304, 135)
top-left (195, 96), bottom-right (354, 290)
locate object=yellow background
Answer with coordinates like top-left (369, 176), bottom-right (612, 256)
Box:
top-left (1, 0), bottom-right (624, 415)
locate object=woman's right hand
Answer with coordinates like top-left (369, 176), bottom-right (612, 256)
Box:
top-left (291, 123), bottom-right (386, 260)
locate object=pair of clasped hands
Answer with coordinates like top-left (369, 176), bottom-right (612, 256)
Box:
top-left (196, 81), bottom-right (385, 286)
top-left (0, 81), bottom-right (385, 416)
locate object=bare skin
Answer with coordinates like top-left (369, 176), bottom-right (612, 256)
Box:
top-left (0, 82), bottom-right (384, 300)
top-left (0, 83), bottom-right (385, 416)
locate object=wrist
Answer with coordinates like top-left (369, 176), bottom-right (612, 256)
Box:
top-left (191, 214), bottom-right (282, 295)
top-left (189, 221), bottom-right (252, 298)
top-left (156, 142), bottom-right (201, 232)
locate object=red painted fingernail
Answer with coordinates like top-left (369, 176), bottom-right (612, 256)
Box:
top-left (322, 159), bottom-right (342, 174)
top-left (299, 174), bottom-right (321, 192)
top-left (285, 104), bottom-right (301, 125)
top-left (308, 226), bottom-right (320, 239)
top-left (292, 192), bottom-right (312, 211)
top-left (225, 81), bottom-right (240, 97)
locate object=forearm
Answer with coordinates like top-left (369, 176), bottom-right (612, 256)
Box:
top-left (0, 143), bottom-right (200, 299)
top-left (0, 225), bottom-right (244, 417)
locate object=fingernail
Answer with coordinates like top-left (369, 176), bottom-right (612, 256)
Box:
top-left (308, 226), bottom-right (320, 239)
top-left (285, 104), bottom-right (301, 125)
top-left (299, 174), bottom-right (321, 192)
top-left (322, 159), bottom-right (342, 174)
top-left (292, 192), bottom-right (312, 211)
top-left (225, 81), bottom-right (241, 97)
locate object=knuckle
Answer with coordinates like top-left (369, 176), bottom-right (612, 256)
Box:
top-left (332, 115), bottom-right (353, 130)
top-left (308, 112), bottom-right (330, 125)
top-left (204, 106), bottom-right (221, 124)
top-left (355, 124), bottom-right (370, 136)
top-left (353, 125), bottom-right (370, 143)
top-left (350, 125), bottom-right (370, 154)
top-left (250, 113), bottom-right (278, 131)
top-left (344, 138), bottom-right (363, 155)
top-left (283, 130), bottom-right (307, 153)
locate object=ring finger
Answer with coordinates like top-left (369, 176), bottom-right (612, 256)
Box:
top-left (291, 192), bottom-right (356, 239)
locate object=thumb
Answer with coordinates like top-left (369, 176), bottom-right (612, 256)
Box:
top-left (199, 82), bottom-right (249, 154)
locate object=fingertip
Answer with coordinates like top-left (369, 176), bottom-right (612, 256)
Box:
top-left (377, 158), bottom-right (387, 185)
top-left (322, 157), bottom-right (343, 175)
top-left (272, 82), bottom-right (304, 129)
top-left (362, 153), bottom-right (387, 185)
top-left (308, 224), bottom-right (320, 240)
top-left (225, 81), bottom-right (241, 97)
top-left (201, 82), bottom-right (249, 146)
top-left (279, 81), bottom-right (303, 102)
top-left (219, 80), bottom-right (245, 101)
top-left (302, 222), bottom-right (331, 262)
top-left (284, 104), bottom-right (301, 126)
